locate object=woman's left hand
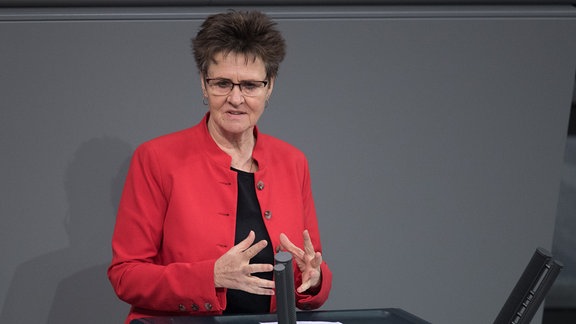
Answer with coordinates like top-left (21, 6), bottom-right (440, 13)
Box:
top-left (279, 230), bottom-right (322, 293)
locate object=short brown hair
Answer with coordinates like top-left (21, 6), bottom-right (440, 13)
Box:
top-left (192, 10), bottom-right (286, 80)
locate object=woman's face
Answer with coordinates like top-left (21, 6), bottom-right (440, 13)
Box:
top-left (202, 52), bottom-right (273, 139)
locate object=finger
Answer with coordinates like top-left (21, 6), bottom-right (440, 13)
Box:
top-left (279, 233), bottom-right (304, 259)
top-left (246, 285), bottom-right (275, 296)
top-left (279, 233), bottom-right (295, 250)
top-left (250, 277), bottom-right (276, 290)
top-left (247, 263), bottom-right (274, 275)
top-left (241, 277), bottom-right (275, 295)
top-left (233, 230), bottom-right (256, 252)
top-left (297, 281), bottom-right (311, 294)
top-left (243, 239), bottom-right (268, 259)
top-left (311, 251), bottom-right (323, 268)
top-left (302, 230), bottom-right (316, 256)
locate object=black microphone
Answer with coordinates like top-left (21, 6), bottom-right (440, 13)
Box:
top-left (274, 251), bottom-right (297, 324)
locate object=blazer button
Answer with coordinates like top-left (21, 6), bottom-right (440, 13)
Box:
top-left (257, 180), bottom-right (265, 190)
top-left (264, 210), bottom-right (272, 219)
top-left (205, 302), bottom-right (213, 311)
top-left (178, 304), bottom-right (186, 311)
top-left (191, 304), bottom-right (199, 311)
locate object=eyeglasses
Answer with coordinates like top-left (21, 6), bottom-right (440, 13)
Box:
top-left (205, 78), bottom-right (269, 97)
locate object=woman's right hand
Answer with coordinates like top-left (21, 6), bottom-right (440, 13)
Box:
top-left (214, 230), bottom-right (275, 295)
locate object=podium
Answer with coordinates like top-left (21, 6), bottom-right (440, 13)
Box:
top-left (131, 308), bottom-right (431, 324)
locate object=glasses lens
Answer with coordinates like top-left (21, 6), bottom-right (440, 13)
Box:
top-left (208, 79), bottom-right (233, 95)
top-left (240, 81), bottom-right (264, 96)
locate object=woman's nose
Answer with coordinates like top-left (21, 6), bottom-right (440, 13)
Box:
top-left (227, 85), bottom-right (245, 105)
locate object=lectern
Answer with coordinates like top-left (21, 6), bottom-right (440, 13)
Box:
top-left (131, 308), bottom-right (431, 323)
top-left (131, 252), bottom-right (431, 323)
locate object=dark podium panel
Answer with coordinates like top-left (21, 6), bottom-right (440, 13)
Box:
top-left (131, 308), bottom-right (430, 324)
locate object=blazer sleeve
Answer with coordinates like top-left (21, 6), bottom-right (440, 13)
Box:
top-left (107, 143), bottom-right (226, 314)
top-left (293, 158), bottom-right (333, 310)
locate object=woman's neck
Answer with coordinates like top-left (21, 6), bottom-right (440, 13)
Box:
top-left (207, 121), bottom-right (256, 172)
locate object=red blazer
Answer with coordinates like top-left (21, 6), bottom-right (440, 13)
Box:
top-left (108, 114), bottom-right (332, 323)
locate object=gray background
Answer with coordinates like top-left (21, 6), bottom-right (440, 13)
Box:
top-left (1, 5), bottom-right (575, 324)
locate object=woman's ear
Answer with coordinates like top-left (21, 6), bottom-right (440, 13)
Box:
top-left (266, 77), bottom-right (275, 99)
top-left (200, 74), bottom-right (208, 97)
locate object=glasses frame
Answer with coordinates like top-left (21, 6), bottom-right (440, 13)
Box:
top-left (204, 78), bottom-right (269, 97)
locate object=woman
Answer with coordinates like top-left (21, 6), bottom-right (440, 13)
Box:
top-left (107, 10), bottom-right (332, 323)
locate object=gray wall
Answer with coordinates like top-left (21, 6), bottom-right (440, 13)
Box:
top-left (1, 5), bottom-right (575, 324)
top-left (549, 135), bottom-right (576, 308)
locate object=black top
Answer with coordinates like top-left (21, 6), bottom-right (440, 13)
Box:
top-left (224, 168), bottom-right (274, 314)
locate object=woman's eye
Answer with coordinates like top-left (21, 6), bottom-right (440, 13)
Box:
top-left (216, 80), bottom-right (232, 88)
top-left (242, 82), bottom-right (258, 90)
